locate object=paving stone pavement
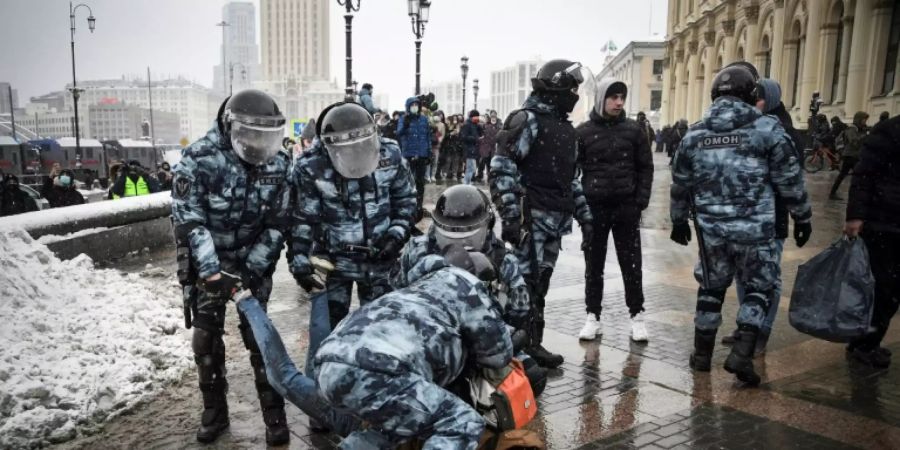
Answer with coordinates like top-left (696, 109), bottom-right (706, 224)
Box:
top-left (56, 154), bottom-right (900, 449)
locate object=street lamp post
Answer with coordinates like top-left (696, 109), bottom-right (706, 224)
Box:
top-left (473, 78), bottom-right (479, 111)
top-left (408, 0), bottom-right (431, 95)
top-left (69, 1), bottom-right (95, 163)
top-left (337, 0), bottom-right (361, 101)
top-left (215, 21), bottom-right (229, 96)
top-left (460, 56), bottom-right (469, 116)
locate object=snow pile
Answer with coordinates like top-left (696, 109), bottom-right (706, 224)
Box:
top-left (0, 229), bottom-right (191, 448)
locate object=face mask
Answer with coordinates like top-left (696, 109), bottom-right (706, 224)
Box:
top-left (433, 116), bottom-right (441, 123)
top-left (558, 92), bottom-right (580, 114)
top-left (410, 106), bottom-right (420, 114)
top-left (490, 118), bottom-right (497, 124)
top-left (59, 175), bottom-right (72, 186)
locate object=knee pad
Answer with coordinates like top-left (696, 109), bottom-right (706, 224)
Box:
top-left (192, 326), bottom-right (222, 357)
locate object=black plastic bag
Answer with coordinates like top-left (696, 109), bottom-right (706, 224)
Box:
top-left (789, 237), bottom-right (876, 342)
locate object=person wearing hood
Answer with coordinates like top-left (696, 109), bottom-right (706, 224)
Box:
top-left (428, 110), bottom-right (447, 183)
top-left (879, 111), bottom-right (890, 124)
top-left (110, 159), bottom-right (161, 199)
top-left (489, 59), bottom-right (594, 369)
top-left (476, 113), bottom-right (501, 181)
top-left (575, 79), bottom-right (653, 343)
top-left (670, 63), bottom-right (812, 387)
top-left (170, 89), bottom-right (293, 445)
top-left (45, 169), bottom-right (86, 208)
top-left (721, 78), bottom-right (801, 354)
top-left (844, 115), bottom-right (900, 368)
top-left (357, 83), bottom-right (376, 114)
top-left (461, 110), bottom-right (484, 184)
top-left (830, 116), bottom-right (848, 144)
top-left (830, 111), bottom-right (870, 200)
top-left (397, 97), bottom-right (434, 222)
top-left (636, 111), bottom-right (656, 152)
top-left (1, 174), bottom-right (38, 216)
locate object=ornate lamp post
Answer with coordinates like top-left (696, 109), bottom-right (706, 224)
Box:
top-left (337, 0), bottom-right (361, 100)
top-left (473, 78), bottom-right (479, 111)
top-left (460, 56), bottom-right (469, 115)
top-left (69, 1), bottom-right (96, 162)
top-left (408, 0), bottom-right (431, 95)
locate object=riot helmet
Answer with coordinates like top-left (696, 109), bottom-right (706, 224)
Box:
top-left (724, 61), bottom-right (760, 81)
top-left (533, 59), bottom-right (585, 92)
top-left (441, 244), bottom-right (497, 283)
top-left (316, 102), bottom-right (380, 179)
top-left (710, 64), bottom-right (758, 104)
top-left (219, 89), bottom-right (286, 166)
top-left (432, 184), bottom-right (494, 252)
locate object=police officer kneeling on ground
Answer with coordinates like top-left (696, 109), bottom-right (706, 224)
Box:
top-left (670, 63), bottom-right (812, 386)
top-left (289, 101), bottom-right (418, 329)
top-left (171, 89), bottom-right (292, 444)
top-left (489, 59), bottom-right (594, 369)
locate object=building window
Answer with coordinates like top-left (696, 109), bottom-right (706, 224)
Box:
top-left (882, 3), bottom-right (900, 94)
top-left (650, 90), bottom-right (662, 110)
top-left (830, 22), bottom-right (844, 102)
top-left (652, 59), bottom-right (663, 75)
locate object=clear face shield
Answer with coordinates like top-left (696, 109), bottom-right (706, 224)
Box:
top-left (322, 123), bottom-right (380, 179)
top-left (568, 64), bottom-right (597, 125)
top-left (434, 225), bottom-right (488, 252)
top-left (230, 115), bottom-right (286, 165)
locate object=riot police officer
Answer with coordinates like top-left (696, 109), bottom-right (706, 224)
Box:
top-left (171, 89), bottom-right (291, 444)
top-left (489, 59), bottom-right (594, 368)
top-left (670, 64), bottom-right (812, 386)
top-left (289, 102), bottom-right (418, 329)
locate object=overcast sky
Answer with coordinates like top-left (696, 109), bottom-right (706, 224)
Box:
top-left (0, 0), bottom-right (667, 112)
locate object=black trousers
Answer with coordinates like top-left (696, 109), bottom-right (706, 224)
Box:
top-left (476, 156), bottom-right (491, 179)
top-left (584, 203), bottom-right (645, 318)
top-left (406, 157), bottom-right (429, 222)
top-left (831, 156), bottom-right (859, 195)
top-left (851, 229), bottom-right (900, 351)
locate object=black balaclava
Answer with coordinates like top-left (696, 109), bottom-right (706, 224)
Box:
top-left (539, 90), bottom-right (579, 115)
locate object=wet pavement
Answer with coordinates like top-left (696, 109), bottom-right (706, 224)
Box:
top-left (58, 153), bottom-right (900, 449)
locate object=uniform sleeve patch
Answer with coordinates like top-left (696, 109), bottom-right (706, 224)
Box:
top-left (258, 175), bottom-right (284, 185)
top-left (700, 134), bottom-right (743, 148)
top-left (174, 176), bottom-right (191, 199)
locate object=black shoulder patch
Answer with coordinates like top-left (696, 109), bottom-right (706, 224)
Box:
top-left (700, 134), bottom-right (743, 149)
top-left (174, 176), bottom-right (191, 199)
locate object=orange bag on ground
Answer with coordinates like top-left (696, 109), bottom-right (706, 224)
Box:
top-left (470, 359), bottom-right (537, 431)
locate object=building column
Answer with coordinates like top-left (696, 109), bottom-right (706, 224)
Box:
top-left (866, 1), bottom-right (896, 99)
top-left (844, 0), bottom-right (876, 115)
top-left (722, 20), bottom-right (737, 64)
top-left (744, 5), bottom-right (761, 64)
top-left (686, 41), bottom-right (702, 121)
top-left (771, 0), bottom-right (787, 77)
top-left (798, 3), bottom-right (824, 120)
top-left (702, 49), bottom-right (715, 114)
top-left (835, 16), bottom-right (854, 103)
top-left (661, 57), bottom-right (673, 124)
top-left (819, 24), bottom-right (841, 102)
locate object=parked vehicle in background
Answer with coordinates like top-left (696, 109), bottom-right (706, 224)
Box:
top-left (29, 138), bottom-right (108, 187)
top-left (0, 137), bottom-right (42, 186)
top-left (102, 139), bottom-right (163, 173)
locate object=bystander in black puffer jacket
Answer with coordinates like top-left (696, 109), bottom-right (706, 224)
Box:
top-left (576, 97), bottom-right (653, 208)
top-left (847, 115), bottom-right (900, 231)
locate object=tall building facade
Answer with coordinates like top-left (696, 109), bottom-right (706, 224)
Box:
top-left (597, 40), bottom-right (666, 129)
top-left (213, 2), bottom-right (262, 96)
top-left (489, 60), bottom-right (542, 118)
top-left (421, 80), bottom-right (463, 117)
top-left (261, 0), bottom-right (330, 83)
top-left (0, 82), bottom-right (19, 115)
top-left (662, 0), bottom-right (900, 127)
top-left (88, 102), bottom-right (181, 144)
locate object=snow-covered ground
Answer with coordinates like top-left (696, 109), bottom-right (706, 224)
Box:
top-left (36, 227), bottom-right (110, 245)
top-left (0, 229), bottom-right (191, 448)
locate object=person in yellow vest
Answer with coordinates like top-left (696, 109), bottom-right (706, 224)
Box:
top-left (110, 160), bottom-right (161, 199)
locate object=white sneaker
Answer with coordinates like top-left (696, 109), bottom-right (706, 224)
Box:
top-left (630, 312), bottom-right (649, 342)
top-left (578, 313), bottom-right (602, 341)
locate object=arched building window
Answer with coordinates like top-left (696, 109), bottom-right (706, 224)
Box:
top-left (825, 1), bottom-right (848, 103)
top-left (761, 35), bottom-right (772, 77)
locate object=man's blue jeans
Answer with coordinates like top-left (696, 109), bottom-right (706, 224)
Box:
top-left (464, 158), bottom-right (477, 184)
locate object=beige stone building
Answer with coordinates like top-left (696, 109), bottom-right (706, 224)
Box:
top-left (661, 0), bottom-right (900, 128)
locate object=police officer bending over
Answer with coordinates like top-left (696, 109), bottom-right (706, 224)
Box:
top-left (171, 89), bottom-right (292, 444)
top-left (670, 64), bottom-right (812, 386)
top-left (489, 59), bottom-right (594, 369)
top-left (289, 102), bottom-right (418, 329)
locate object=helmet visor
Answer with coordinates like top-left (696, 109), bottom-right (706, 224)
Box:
top-left (434, 226), bottom-right (488, 252)
top-left (570, 65), bottom-right (597, 125)
top-left (231, 120), bottom-right (284, 165)
top-left (323, 124), bottom-right (380, 178)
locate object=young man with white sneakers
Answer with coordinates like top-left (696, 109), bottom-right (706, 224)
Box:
top-left (575, 78), bottom-right (654, 343)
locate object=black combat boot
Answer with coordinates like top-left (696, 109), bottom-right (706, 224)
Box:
top-left (522, 356), bottom-right (549, 397)
top-left (526, 321), bottom-right (564, 369)
top-left (196, 380), bottom-right (230, 443)
top-left (724, 326), bottom-right (762, 386)
top-left (689, 328), bottom-right (717, 372)
top-left (250, 354), bottom-right (290, 446)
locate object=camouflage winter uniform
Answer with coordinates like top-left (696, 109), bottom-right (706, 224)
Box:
top-left (391, 229), bottom-right (531, 329)
top-left (315, 254), bottom-right (514, 450)
top-left (171, 124), bottom-right (292, 431)
top-left (289, 138), bottom-right (417, 325)
top-left (670, 97), bottom-right (811, 331)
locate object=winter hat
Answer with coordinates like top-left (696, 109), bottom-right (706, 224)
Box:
top-left (362, 83), bottom-right (373, 91)
top-left (468, 109), bottom-right (481, 118)
top-left (756, 78), bottom-right (782, 114)
top-left (605, 82), bottom-right (627, 99)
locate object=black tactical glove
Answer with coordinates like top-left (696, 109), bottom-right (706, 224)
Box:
top-left (198, 271), bottom-right (242, 299)
top-left (670, 222), bottom-right (692, 246)
top-left (374, 234), bottom-right (403, 261)
top-left (294, 272), bottom-right (325, 292)
top-left (501, 220), bottom-right (522, 245)
top-left (581, 224), bottom-right (594, 252)
top-left (794, 221), bottom-right (812, 248)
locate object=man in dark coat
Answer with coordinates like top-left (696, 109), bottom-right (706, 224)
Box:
top-left (844, 115), bottom-right (900, 368)
top-left (575, 78), bottom-right (653, 343)
top-left (44, 169), bottom-right (85, 208)
top-left (1, 174), bottom-right (38, 216)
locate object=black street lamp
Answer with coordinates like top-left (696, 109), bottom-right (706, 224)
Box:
top-left (229, 62), bottom-right (248, 96)
top-left (460, 56), bottom-right (469, 116)
top-left (408, 0), bottom-right (431, 95)
top-left (338, 0), bottom-right (361, 101)
top-left (473, 78), bottom-right (479, 111)
top-left (69, 1), bottom-right (95, 164)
